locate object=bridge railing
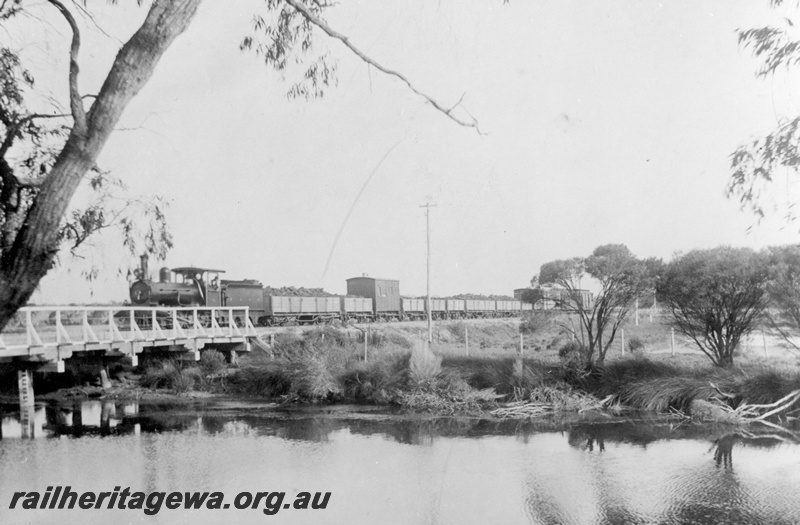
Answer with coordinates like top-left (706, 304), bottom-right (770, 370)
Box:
top-left (0, 306), bottom-right (257, 354)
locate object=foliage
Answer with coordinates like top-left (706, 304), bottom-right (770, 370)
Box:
top-left (408, 343), bottom-right (442, 389)
top-left (538, 244), bottom-right (656, 365)
top-left (657, 246), bottom-right (770, 368)
top-left (140, 360), bottom-right (202, 393)
top-left (519, 312), bottom-right (551, 335)
top-left (558, 340), bottom-right (589, 371)
top-left (518, 287), bottom-right (543, 305)
top-left (626, 335), bottom-right (645, 353)
top-left (199, 349), bottom-right (228, 377)
top-left (583, 356), bottom-right (800, 414)
top-left (729, 3), bottom-right (800, 224)
top-left (763, 244), bottom-right (800, 350)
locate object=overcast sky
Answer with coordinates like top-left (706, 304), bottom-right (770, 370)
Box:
top-left (8, 0), bottom-right (800, 303)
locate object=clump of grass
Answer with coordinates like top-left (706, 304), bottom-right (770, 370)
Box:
top-left (340, 352), bottom-right (410, 403)
top-left (726, 366), bottom-right (800, 405)
top-left (408, 342), bottom-right (442, 389)
top-left (272, 332), bottom-right (306, 357)
top-left (583, 356), bottom-right (800, 414)
top-left (140, 360), bottom-right (202, 393)
top-left (200, 349), bottom-right (228, 377)
top-left (520, 312), bottom-right (551, 335)
top-left (527, 385), bottom-right (601, 412)
top-left (558, 340), bottom-right (589, 370)
top-left (230, 360), bottom-right (293, 397)
top-left (626, 335), bottom-right (645, 354)
top-left (397, 370), bottom-right (500, 413)
top-left (492, 384), bottom-right (604, 419)
top-left (287, 353), bottom-right (342, 399)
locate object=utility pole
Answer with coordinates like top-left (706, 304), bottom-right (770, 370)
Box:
top-left (420, 202), bottom-right (437, 344)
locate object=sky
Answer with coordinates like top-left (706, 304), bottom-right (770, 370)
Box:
top-left (5, 0), bottom-right (800, 303)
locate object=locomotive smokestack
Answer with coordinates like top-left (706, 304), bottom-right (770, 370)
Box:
top-left (140, 254), bottom-right (149, 281)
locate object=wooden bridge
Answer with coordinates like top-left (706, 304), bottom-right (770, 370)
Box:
top-left (1, 306), bottom-right (257, 406)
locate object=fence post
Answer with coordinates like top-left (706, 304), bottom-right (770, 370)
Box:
top-left (519, 331), bottom-right (524, 357)
top-left (671, 328), bottom-right (675, 357)
top-left (364, 328), bottom-right (369, 362)
top-left (762, 330), bottom-right (768, 358)
top-left (465, 324), bottom-right (469, 357)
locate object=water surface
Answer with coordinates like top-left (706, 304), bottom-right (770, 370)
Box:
top-left (1, 400), bottom-right (799, 524)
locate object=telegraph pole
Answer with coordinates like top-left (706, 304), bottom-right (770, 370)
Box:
top-left (420, 202), bottom-right (437, 344)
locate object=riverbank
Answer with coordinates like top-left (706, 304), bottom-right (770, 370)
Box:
top-left (3, 316), bottom-right (800, 425)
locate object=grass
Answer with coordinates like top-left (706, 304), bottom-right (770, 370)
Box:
top-left (581, 355), bottom-right (800, 414)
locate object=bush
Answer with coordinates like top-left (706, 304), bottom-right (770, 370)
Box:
top-left (626, 335), bottom-right (645, 354)
top-left (558, 340), bottom-right (588, 370)
top-left (409, 343), bottom-right (442, 389)
top-left (230, 362), bottom-right (292, 397)
top-left (340, 353), bottom-right (410, 403)
top-left (200, 349), bottom-right (227, 376)
top-left (520, 313), bottom-right (551, 335)
top-left (140, 360), bottom-right (201, 393)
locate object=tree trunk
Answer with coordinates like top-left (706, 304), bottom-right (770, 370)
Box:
top-left (0, 0), bottom-right (203, 331)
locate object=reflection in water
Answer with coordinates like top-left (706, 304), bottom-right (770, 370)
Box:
top-left (0, 400), bottom-right (140, 438)
top-left (0, 403), bottom-right (799, 524)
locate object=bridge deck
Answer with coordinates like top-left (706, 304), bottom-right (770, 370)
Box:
top-left (0, 306), bottom-right (257, 364)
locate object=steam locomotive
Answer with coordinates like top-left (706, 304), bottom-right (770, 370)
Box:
top-left (128, 256), bottom-right (532, 326)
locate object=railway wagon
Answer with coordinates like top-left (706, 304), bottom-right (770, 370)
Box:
top-left (264, 295), bottom-right (340, 325)
top-left (342, 297), bottom-right (373, 322)
top-left (445, 299), bottom-right (466, 319)
top-left (430, 299), bottom-right (447, 320)
top-left (464, 299), bottom-right (496, 318)
top-left (495, 300), bottom-right (522, 317)
top-left (401, 298), bottom-right (426, 321)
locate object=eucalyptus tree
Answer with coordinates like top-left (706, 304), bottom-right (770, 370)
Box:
top-left (538, 244), bottom-right (652, 366)
top-left (657, 246), bottom-right (770, 368)
top-left (0, 0), bottom-right (483, 330)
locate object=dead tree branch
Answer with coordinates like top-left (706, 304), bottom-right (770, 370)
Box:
top-left (283, 0), bottom-right (483, 134)
top-left (47, 0), bottom-right (87, 134)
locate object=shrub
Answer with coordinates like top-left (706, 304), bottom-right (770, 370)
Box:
top-left (558, 340), bottom-right (588, 370)
top-left (230, 362), bottom-right (292, 397)
top-left (340, 352), bottom-right (410, 403)
top-left (520, 313), bottom-right (550, 335)
top-left (140, 360), bottom-right (201, 393)
top-left (626, 335), bottom-right (645, 353)
top-left (408, 343), bottom-right (442, 389)
top-left (200, 349), bottom-right (227, 377)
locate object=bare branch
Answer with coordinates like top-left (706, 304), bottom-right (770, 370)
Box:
top-left (46, 0), bottom-right (87, 133)
top-left (283, 0), bottom-right (483, 134)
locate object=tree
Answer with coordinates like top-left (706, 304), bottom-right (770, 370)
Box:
top-left (657, 246), bottom-right (770, 368)
top-left (763, 244), bottom-right (800, 350)
top-left (0, 0), bottom-right (483, 330)
top-left (538, 244), bottom-right (651, 366)
top-left (729, 1), bottom-right (800, 223)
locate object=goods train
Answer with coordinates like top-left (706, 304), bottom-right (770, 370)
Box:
top-left (128, 257), bottom-right (533, 326)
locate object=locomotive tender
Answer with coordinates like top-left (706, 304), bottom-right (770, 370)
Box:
top-left (129, 258), bottom-right (531, 326)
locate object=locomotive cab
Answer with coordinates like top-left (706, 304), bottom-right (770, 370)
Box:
top-left (167, 267), bottom-right (225, 307)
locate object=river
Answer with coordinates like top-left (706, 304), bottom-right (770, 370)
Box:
top-left (1, 399), bottom-right (799, 524)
